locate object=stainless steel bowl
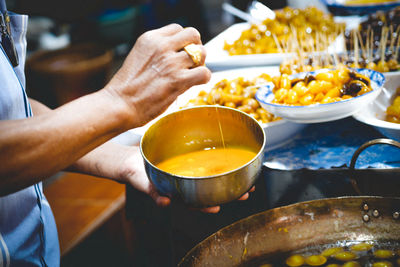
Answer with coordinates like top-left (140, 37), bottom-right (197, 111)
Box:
top-left (140, 106), bottom-right (266, 207)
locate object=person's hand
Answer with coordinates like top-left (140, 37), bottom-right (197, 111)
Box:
top-left (116, 145), bottom-right (255, 213)
top-left (189, 186), bottom-right (255, 213)
top-left (104, 23), bottom-right (211, 129)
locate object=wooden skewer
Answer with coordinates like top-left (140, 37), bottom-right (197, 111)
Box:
top-left (318, 32), bottom-right (324, 67)
top-left (290, 24), bottom-right (298, 52)
top-left (308, 34), bottom-right (312, 54)
top-left (321, 32), bottom-right (329, 67)
top-left (342, 28), bottom-right (349, 63)
top-left (328, 33), bottom-right (337, 67)
top-left (366, 26), bottom-right (370, 63)
top-left (369, 29), bottom-right (374, 63)
top-left (290, 25), bottom-right (305, 71)
top-left (296, 36), bottom-right (304, 72)
top-left (395, 27), bottom-right (400, 60)
top-left (357, 30), bottom-right (367, 62)
top-left (321, 32), bottom-right (327, 66)
top-left (272, 34), bottom-right (283, 54)
top-left (310, 33), bottom-right (317, 68)
top-left (332, 48), bottom-right (340, 67)
top-left (326, 30), bottom-right (333, 67)
top-left (389, 25), bottom-right (395, 54)
top-left (393, 25), bottom-right (400, 60)
top-left (380, 27), bottom-right (388, 64)
top-left (354, 29), bottom-right (359, 67)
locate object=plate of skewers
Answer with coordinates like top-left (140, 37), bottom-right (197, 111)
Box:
top-left (205, 5), bottom-right (346, 70)
top-left (279, 6), bottom-right (400, 76)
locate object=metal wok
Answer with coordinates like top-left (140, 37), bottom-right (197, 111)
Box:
top-left (179, 139), bottom-right (400, 266)
top-left (179, 196), bottom-right (400, 266)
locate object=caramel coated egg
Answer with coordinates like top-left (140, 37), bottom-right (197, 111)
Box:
top-left (372, 261), bottom-right (393, 267)
top-left (321, 247), bottom-right (344, 257)
top-left (343, 261), bottom-right (361, 267)
top-left (305, 255), bottom-right (327, 266)
top-left (333, 251), bottom-right (357, 261)
top-left (374, 250), bottom-right (395, 259)
top-left (286, 254), bottom-right (305, 267)
top-left (350, 242), bottom-right (374, 251)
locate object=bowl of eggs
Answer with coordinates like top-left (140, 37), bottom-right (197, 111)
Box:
top-left (255, 66), bottom-right (386, 123)
top-left (140, 105), bottom-right (266, 208)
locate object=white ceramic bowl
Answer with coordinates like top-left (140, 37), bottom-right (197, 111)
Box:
top-left (130, 66), bottom-right (307, 150)
top-left (353, 71), bottom-right (400, 141)
top-left (255, 68), bottom-right (386, 123)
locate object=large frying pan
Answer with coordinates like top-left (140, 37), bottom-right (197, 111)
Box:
top-left (179, 196), bottom-right (400, 266)
top-left (179, 139), bottom-right (400, 266)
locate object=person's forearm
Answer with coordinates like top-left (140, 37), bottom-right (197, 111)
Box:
top-left (0, 90), bottom-right (132, 195)
top-left (30, 98), bottom-right (132, 180)
top-left (66, 141), bottom-right (131, 180)
top-left (30, 97), bottom-right (136, 184)
top-left (29, 98), bottom-right (52, 114)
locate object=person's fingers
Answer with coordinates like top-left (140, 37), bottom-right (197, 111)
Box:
top-left (146, 184), bottom-right (172, 207)
top-left (155, 196), bottom-right (171, 207)
top-left (168, 27), bottom-right (202, 51)
top-left (198, 206), bottom-right (220, 213)
top-left (177, 50), bottom-right (198, 69)
top-left (178, 66), bottom-right (211, 91)
top-left (238, 186), bottom-right (256, 201)
top-left (238, 192), bottom-right (249, 201)
top-left (156, 23), bottom-right (184, 36)
top-left (188, 205), bottom-right (220, 213)
top-left (131, 24), bottom-right (184, 57)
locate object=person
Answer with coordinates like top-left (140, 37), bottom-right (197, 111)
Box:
top-left (0, 1), bottom-right (254, 266)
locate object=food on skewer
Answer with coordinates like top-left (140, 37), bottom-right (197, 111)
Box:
top-left (280, 7), bottom-right (400, 75)
top-left (345, 6), bottom-right (400, 52)
top-left (223, 6), bottom-right (344, 56)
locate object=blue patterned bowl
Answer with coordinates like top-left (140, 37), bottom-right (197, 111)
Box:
top-left (255, 68), bottom-right (385, 123)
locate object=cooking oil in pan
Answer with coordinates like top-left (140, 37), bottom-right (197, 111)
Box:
top-left (243, 240), bottom-right (400, 267)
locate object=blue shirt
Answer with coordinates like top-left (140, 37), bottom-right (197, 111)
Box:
top-left (0, 13), bottom-right (60, 267)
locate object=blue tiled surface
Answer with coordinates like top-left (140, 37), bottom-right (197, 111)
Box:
top-left (264, 117), bottom-right (400, 170)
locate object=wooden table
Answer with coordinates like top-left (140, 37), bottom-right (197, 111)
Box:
top-left (44, 172), bottom-right (126, 256)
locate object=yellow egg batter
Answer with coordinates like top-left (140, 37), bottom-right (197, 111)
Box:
top-left (155, 147), bottom-right (257, 177)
